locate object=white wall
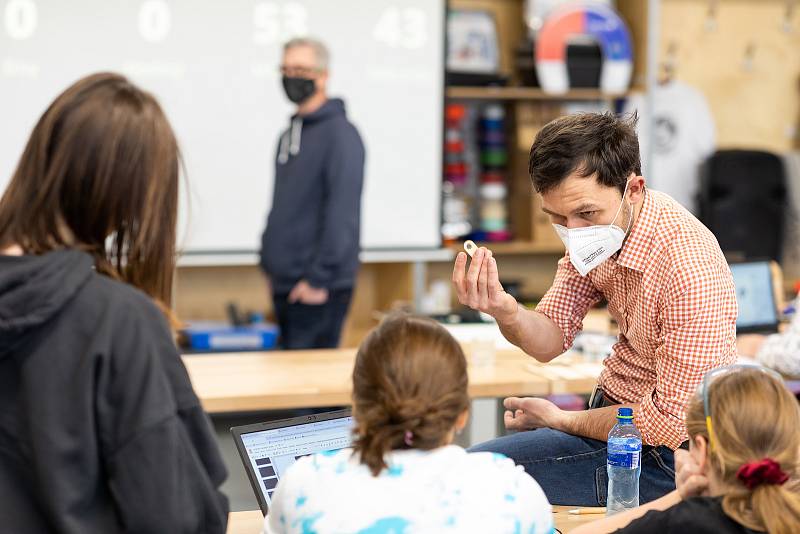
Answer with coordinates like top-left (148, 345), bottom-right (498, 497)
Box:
top-left (0, 0), bottom-right (444, 252)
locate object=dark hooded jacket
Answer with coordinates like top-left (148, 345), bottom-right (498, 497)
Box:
top-left (0, 250), bottom-right (228, 533)
top-left (260, 98), bottom-right (365, 294)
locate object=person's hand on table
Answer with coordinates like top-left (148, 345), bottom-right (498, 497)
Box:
top-left (674, 448), bottom-right (710, 499)
top-left (288, 279), bottom-right (329, 305)
top-left (503, 397), bottom-right (563, 431)
top-left (452, 246), bottom-right (518, 324)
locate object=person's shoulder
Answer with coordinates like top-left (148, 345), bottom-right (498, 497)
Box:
top-left (282, 453), bottom-right (318, 480)
top-left (463, 450), bottom-right (533, 482)
top-left (677, 496), bottom-right (723, 509)
top-left (648, 191), bottom-right (728, 277)
top-left (90, 271), bottom-right (155, 302)
top-left (464, 451), bottom-right (549, 497)
top-left (304, 448), bottom-right (358, 475)
top-left (650, 191), bottom-right (718, 248)
top-left (670, 497), bottom-right (733, 519)
top-left (461, 451), bottom-right (553, 531)
top-left (273, 452), bottom-right (327, 500)
top-left (662, 497), bottom-right (749, 533)
top-left (324, 105), bottom-right (363, 146)
top-left (100, 274), bottom-right (169, 327)
top-left (464, 450), bottom-right (517, 471)
top-left (72, 272), bottom-right (165, 329)
top-left (334, 118), bottom-right (363, 147)
top-left (70, 273), bottom-right (178, 375)
top-left (618, 497), bottom-right (745, 534)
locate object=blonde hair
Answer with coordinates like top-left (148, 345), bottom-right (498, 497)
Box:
top-left (685, 369), bottom-right (800, 534)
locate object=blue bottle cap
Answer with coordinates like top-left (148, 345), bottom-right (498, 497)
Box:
top-left (617, 407), bottom-right (634, 419)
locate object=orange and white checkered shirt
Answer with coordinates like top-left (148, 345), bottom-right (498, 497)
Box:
top-left (536, 190), bottom-right (737, 449)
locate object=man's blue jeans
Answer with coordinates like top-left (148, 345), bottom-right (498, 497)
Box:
top-left (469, 428), bottom-right (677, 506)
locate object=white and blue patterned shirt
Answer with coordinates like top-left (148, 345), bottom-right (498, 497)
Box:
top-left (263, 445), bottom-right (554, 534)
top-left (756, 311), bottom-right (800, 377)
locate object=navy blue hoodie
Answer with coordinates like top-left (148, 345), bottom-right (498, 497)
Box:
top-left (260, 98), bottom-right (365, 294)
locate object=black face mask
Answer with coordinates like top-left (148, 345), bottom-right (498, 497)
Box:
top-left (282, 76), bottom-right (315, 104)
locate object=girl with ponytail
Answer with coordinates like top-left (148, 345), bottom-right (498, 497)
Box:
top-left (265, 314), bottom-right (553, 533)
top-left (574, 365), bottom-right (800, 534)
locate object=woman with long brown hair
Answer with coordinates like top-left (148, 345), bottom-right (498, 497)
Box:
top-left (574, 365), bottom-right (800, 534)
top-left (0, 73), bottom-right (228, 533)
top-left (264, 314), bottom-right (553, 533)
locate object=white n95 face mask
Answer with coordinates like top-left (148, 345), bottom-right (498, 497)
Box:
top-left (553, 181), bottom-right (633, 277)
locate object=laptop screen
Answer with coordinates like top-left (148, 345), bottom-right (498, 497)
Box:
top-left (239, 414), bottom-right (354, 507)
top-left (731, 262), bottom-right (779, 332)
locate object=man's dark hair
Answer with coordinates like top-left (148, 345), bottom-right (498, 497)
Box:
top-left (528, 112), bottom-right (641, 195)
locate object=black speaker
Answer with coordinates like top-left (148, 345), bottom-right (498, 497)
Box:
top-left (516, 38), bottom-right (602, 88)
top-left (698, 150), bottom-right (787, 262)
top-left (566, 41), bottom-right (602, 88)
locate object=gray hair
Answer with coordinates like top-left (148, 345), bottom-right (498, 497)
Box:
top-left (283, 37), bottom-right (329, 71)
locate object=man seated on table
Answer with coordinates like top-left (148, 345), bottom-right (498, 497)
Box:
top-left (452, 112), bottom-right (737, 506)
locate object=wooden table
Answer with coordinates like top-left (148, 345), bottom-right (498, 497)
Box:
top-left (183, 347), bottom-right (603, 414)
top-left (226, 505), bottom-right (604, 533)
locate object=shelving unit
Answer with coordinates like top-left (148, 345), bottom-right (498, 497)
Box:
top-left (442, 0), bottom-right (655, 262)
top-left (445, 86), bottom-right (629, 101)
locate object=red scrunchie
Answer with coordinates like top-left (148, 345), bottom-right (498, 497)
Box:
top-left (736, 458), bottom-right (789, 490)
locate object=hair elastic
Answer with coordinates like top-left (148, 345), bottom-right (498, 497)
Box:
top-left (736, 458), bottom-right (789, 490)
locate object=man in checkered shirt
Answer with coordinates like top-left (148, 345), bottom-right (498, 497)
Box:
top-left (453, 112), bottom-right (737, 506)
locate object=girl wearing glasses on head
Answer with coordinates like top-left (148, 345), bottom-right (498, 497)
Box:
top-left (573, 365), bottom-right (800, 534)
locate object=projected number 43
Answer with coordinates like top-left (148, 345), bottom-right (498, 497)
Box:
top-left (252, 2), bottom-right (427, 49)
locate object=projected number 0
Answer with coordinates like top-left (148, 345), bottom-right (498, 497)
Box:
top-left (138, 0), bottom-right (171, 42)
top-left (4, 0), bottom-right (37, 40)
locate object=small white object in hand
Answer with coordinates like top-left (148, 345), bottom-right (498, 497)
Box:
top-left (463, 240), bottom-right (477, 257)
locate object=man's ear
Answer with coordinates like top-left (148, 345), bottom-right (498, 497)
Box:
top-left (627, 174), bottom-right (646, 204)
top-left (315, 70), bottom-right (329, 94)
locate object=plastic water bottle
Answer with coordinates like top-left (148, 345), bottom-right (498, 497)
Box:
top-left (606, 407), bottom-right (642, 515)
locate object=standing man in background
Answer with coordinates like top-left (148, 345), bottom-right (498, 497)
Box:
top-left (260, 38), bottom-right (365, 349)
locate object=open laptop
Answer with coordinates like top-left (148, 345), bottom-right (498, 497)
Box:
top-left (231, 409), bottom-right (354, 514)
top-left (730, 261), bottom-right (780, 334)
